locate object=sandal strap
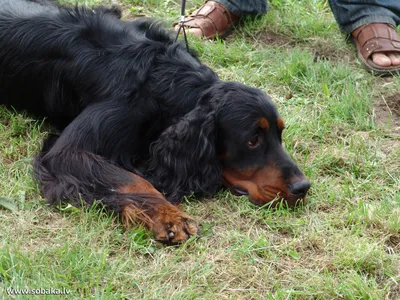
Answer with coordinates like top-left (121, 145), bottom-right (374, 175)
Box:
top-left (353, 23), bottom-right (400, 60)
top-left (178, 1), bottom-right (240, 39)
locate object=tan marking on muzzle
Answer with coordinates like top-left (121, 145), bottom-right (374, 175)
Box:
top-left (223, 167), bottom-right (287, 205)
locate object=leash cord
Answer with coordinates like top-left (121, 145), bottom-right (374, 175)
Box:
top-left (174, 0), bottom-right (189, 51)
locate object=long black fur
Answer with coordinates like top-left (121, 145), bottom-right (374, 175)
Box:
top-left (0, 0), bottom-right (304, 216)
top-left (0, 0), bottom-right (224, 208)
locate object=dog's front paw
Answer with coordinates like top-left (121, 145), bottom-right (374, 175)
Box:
top-left (151, 206), bottom-right (200, 244)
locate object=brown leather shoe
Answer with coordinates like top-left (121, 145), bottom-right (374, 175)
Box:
top-left (173, 1), bottom-right (240, 39)
top-left (352, 23), bottom-right (400, 75)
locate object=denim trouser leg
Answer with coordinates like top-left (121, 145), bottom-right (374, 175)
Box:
top-left (329, 0), bottom-right (400, 34)
top-left (214, 0), bottom-right (268, 16)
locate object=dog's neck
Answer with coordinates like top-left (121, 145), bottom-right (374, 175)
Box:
top-left (147, 50), bottom-right (220, 113)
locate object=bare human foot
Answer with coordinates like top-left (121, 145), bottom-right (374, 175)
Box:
top-left (372, 52), bottom-right (400, 67)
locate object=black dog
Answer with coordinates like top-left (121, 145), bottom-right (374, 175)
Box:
top-left (0, 0), bottom-right (310, 244)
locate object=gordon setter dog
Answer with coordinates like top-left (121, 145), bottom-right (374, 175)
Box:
top-left (0, 0), bottom-right (310, 244)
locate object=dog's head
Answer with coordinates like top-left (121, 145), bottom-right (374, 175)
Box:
top-left (149, 81), bottom-right (309, 206)
top-left (214, 82), bottom-right (310, 207)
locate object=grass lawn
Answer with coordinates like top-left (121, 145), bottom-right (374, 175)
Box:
top-left (1, 0), bottom-right (399, 298)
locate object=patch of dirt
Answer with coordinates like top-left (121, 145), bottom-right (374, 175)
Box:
top-left (388, 283), bottom-right (400, 300)
top-left (311, 40), bottom-right (355, 63)
top-left (384, 234), bottom-right (400, 254)
top-left (278, 228), bottom-right (294, 238)
top-left (253, 30), bottom-right (295, 47)
top-left (247, 31), bottom-right (354, 62)
top-left (373, 93), bottom-right (400, 131)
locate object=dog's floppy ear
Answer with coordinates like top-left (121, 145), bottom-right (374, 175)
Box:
top-left (147, 101), bottom-right (221, 204)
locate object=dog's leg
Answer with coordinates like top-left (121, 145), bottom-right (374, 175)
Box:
top-left (34, 104), bottom-right (199, 244)
top-left (35, 146), bottom-right (199, 244)
top-left (118, 173), bottom-right (199, 243)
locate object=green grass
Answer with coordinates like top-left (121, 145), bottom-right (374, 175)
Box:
top-left (1, 0), bottom-right (400, 298)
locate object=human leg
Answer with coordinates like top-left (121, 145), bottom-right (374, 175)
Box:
top-left (329, 0), bottom-right (400, 73)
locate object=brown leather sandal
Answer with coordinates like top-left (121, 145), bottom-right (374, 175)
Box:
top-left (352, 23), bottom-right (400, 75)
top-left (174, 1), bottom-right (240, 39)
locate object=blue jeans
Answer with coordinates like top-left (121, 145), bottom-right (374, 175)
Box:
top-left (214, 0), bottom-right (268, 16)
top-left (215, 0), bottom-right (400, 33)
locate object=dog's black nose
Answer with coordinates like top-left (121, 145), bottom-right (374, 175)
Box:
top-left (289, 180), bottom-right (311, 197)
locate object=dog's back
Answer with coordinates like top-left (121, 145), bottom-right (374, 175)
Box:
top-left (0, 0), bottom-right (65, 118)
top-left (0, 0), bottom-right (162, 126)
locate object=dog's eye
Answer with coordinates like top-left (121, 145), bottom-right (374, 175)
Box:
top-left (247, 135), bottom-right (259, 148)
